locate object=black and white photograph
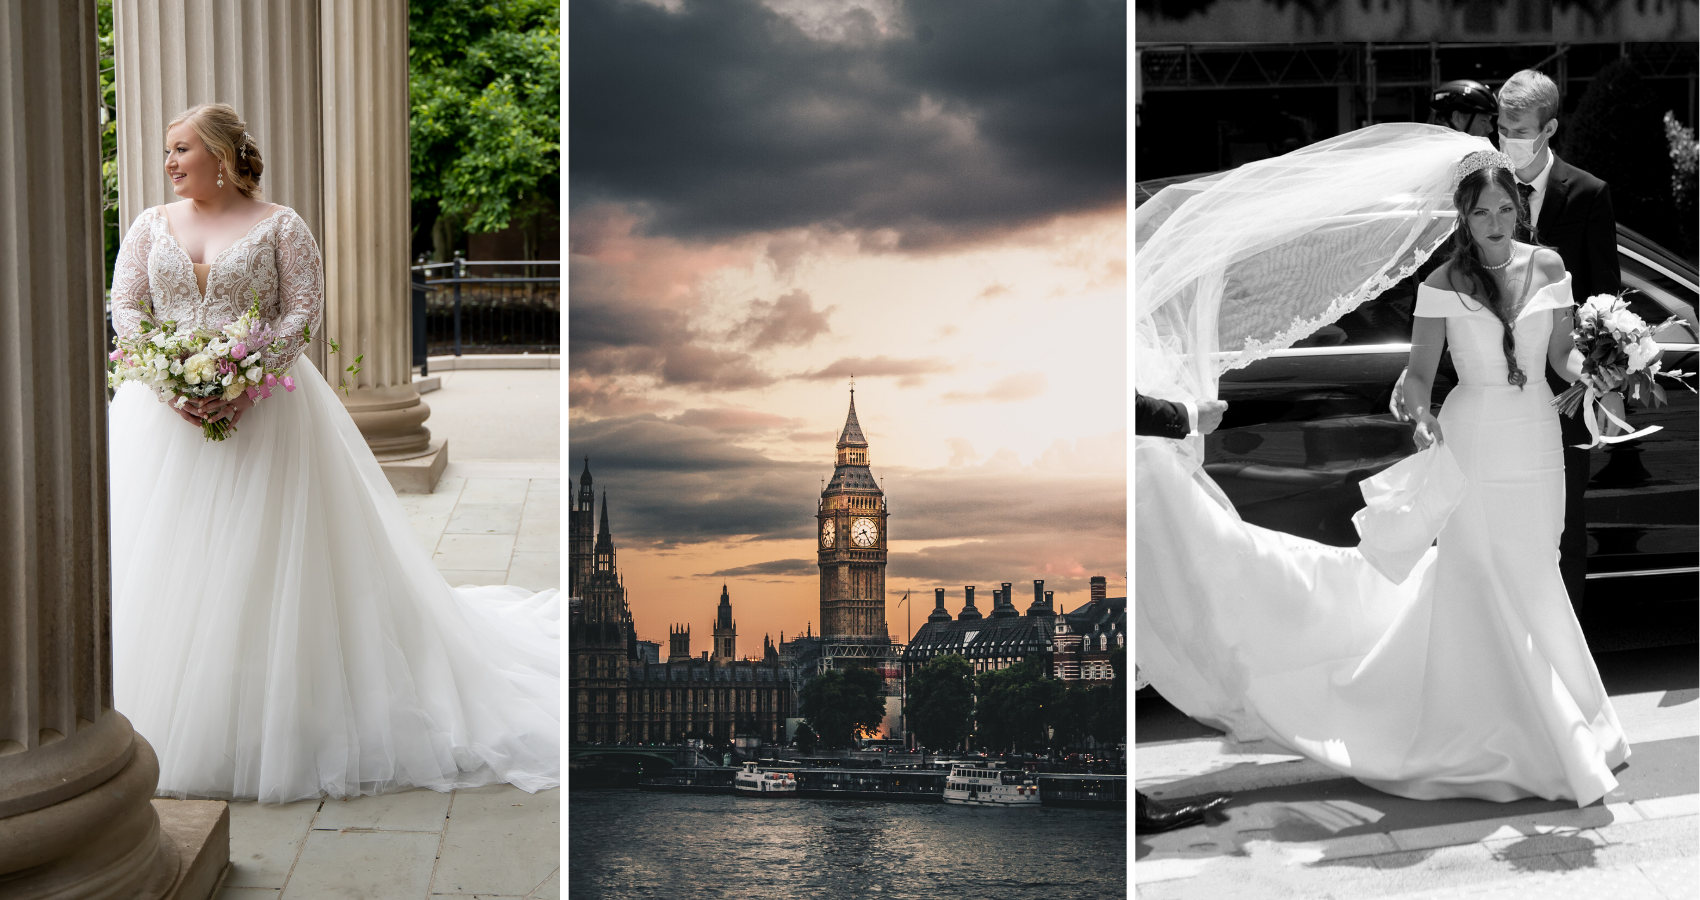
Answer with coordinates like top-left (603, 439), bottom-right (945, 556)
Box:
top-left (1132, 9), bottom-right (1699, 899)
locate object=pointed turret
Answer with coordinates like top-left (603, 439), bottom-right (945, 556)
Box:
top-left (593, 492), bottom-right (616, 575)
top-left (838, 391), bottom-right (867, 449)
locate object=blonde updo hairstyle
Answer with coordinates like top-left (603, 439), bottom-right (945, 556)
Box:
top-left (168, 103), bottom-right (264, 198)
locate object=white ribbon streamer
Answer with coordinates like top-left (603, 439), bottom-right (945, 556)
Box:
top-left (1575, 384), bottom-right (1662, 449)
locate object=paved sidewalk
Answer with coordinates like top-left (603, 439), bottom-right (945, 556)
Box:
top-left (215, 785), bottom-right (559, 899)
top-left (1135, 644), bottom-right (1698, 898)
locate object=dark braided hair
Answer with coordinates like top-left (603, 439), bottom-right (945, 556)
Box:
top-left (1444, 164), bottom-right (1533, 388)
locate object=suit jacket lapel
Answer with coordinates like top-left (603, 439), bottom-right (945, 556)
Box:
top-left (1538, 155), bottom-right (1572, 234)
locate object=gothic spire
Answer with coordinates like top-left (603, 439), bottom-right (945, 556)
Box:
top-left (837, 390), bottom-right (867, 448)
top-left (596, 492), bottom-right (613, 548)
top-left (579, 455), bottom-right (592, 486)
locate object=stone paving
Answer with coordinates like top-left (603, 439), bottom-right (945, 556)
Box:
top-left (213, 363), bottom-right (561, 899)
top-left (214, 785), bottom-right (559, 899)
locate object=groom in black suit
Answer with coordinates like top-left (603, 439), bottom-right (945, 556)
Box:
top-left (1499, 68), bottom-right (1622, 612)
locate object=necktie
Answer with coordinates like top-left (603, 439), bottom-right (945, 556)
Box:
top-left (1516, 181), bottom-right (1535, 213)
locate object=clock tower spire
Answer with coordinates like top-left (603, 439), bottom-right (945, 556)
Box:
top-left (817, 385), bottom-right (889, 639)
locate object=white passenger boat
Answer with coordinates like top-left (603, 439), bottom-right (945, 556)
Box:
top-left (733, 762), bottom-right (798, 796)
top-left (943, 764), bottom-right (1041, 806)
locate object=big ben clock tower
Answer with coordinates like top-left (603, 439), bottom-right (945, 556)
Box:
top-left (817, 387), bottom-right (889, 640)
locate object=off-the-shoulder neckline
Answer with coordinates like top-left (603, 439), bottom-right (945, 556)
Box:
top-left (1418, 272), bottom-right (1572, 321)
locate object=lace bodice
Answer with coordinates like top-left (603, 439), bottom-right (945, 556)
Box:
top-left (1416, 274), bottom-right (1572, 387)
top-left (111, 205), bottom-right (323, 371)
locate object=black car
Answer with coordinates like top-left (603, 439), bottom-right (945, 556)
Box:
top-left (1137, 177), bottom-right (1699, 607)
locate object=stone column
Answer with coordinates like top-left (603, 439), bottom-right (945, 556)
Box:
top-left (0, 5), bottom-right (222, 898)
top-left (115, 0), bottom-right (442, 488)
top-left (320, 0), bottom-right (446, 491)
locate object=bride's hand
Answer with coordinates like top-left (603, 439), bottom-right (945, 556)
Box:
top-left (1413, 412), bottom-right (1444, 450)
top-left (201, 391), bottom-right (257, 426)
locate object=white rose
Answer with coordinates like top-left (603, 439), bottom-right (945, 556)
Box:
top-left (1608, 308), bottom-right (1645, 339)
top-left (181, 353), bottom-right (215, 385)
top-left (223, 382), bottom-right (245, 400)
top-left (1626, 335), bottom-right (1661, 372)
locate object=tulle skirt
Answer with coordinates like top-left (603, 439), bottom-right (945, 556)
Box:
top-left (1136, 380), bottom-right (1628, 806)
top-left (110, 358), bottom-right (559, 803)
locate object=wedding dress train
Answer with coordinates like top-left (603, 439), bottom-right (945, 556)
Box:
top-left (108, 205), bottom-right (560, 802)
top-left (1137, 272), bottom-right (1629, 807)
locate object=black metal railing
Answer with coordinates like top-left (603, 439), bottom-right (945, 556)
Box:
top-left (412, 256), bottom-right (560, 362)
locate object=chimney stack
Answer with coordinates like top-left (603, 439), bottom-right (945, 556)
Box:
top-left (928, 587), bottom-right (952, 623)
top-left (1026, 579), bottom-right (1053, 616)
top-left (958, 585), bottom-right (983, 621)
top-left (1090, 576), bottom-right (1107, 603)
top-left (989, 581), bottom-right (1019, 618)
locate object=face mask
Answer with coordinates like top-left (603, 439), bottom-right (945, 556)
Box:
top-left (1501, 129), bottom-right (1547, 170)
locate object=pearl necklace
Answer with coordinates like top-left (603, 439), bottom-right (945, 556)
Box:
top-left (1482, 252), bottom-right (1513, 271)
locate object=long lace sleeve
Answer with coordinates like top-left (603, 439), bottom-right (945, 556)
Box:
top-left (110, 209), bottom-right (156, 338)
top-left (267, 209), bottom-right (324, 372)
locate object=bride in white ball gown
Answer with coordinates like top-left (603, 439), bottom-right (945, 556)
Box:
top-left (1135, 125), bottom-right (1628, 807)
top-left (107, 104), bottom-right (559, 803)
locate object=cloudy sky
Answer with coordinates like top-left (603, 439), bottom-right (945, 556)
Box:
top-left (569, 0), bottom-right (1126, 652)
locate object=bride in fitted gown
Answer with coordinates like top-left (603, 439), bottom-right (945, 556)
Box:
top-left (108, 105), bottom-right (559, 803)
top-left (1135, 128), bottom-right (1627, 807)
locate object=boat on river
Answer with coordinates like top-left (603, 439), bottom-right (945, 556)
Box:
top-left (943, 764), bottom-right (1041, 807)
top-left (733, 762), bottom-right (798, 796)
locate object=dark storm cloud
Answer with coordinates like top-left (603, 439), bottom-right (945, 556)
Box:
top-left (568, 0), bottom-right (1125, 245)
top-left (568, 275), bottom-right (776, 391)
top-left (703, 559), bottom-right (818, 577)
top-left (569, 414), bottom-right (1124, 549)
top-left (734, 290), bottom-right (834, 348)
top-left (797, 355), bottom-right (953, 386)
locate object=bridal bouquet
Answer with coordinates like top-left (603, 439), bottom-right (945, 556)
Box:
top-left (107, 295), bottom-right (296, 441)
top-left (1551, 293), bottom-right (1693, 448)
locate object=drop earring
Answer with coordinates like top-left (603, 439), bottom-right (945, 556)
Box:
top-left (217, 164), bottom-right (224, 189)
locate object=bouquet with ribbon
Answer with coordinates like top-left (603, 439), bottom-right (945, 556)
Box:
top-left (1551, 293), bottom-right (1694, 448)
top-left (108, 295), bottom-right (297, 441)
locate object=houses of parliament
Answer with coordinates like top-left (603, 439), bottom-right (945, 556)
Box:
top-left (567, 392), bottom-right (893, 744)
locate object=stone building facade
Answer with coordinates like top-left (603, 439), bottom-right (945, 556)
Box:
top-left (568, 466), bottom-right (795, 745)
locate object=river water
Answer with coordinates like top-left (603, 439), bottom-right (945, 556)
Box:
top-left (568, 790), bottom-right (1127, 900)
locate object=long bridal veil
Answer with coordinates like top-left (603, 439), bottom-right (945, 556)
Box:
top-left (1135, 123), bottom-right (1489, 438)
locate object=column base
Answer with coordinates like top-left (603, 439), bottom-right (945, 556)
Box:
top-left (152, 800), bottom-right (228, 900)
top-left (381, 439), bottom-right (449, 494)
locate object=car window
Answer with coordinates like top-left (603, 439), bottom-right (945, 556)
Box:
top-left (1291, 269), bottom-right (1423, 348)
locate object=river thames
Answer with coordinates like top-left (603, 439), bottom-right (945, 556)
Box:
top-left (569, 790), bottom-right (1127, 899)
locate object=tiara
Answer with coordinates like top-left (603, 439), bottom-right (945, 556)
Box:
top-left (238, 131), bottom-right (252, 156)
top-left (1451, 149), bottom-right (1513, 191)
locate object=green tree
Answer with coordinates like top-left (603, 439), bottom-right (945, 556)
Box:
top-left (907, 654), bottom-right (976, 752)
top-left (794, 721), bottom-right (817, 755)
top-left (1091, 647), bottom-right (1127, 746)
top-left (409, 0), bottom-right (559, 260)
top-left (974, 660), bottom-right (1062, 753)
top-left (798, 667), bottom-right (886, 750)
top-left (97, 0), bottom-right (119, 289)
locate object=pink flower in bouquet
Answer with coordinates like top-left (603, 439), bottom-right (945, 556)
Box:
top-left (232, 342), bottom-right (248, 359)
top-left (282, 376), bottom-right (296, 392)
top-left (264, 374), bottom-right (277, 387)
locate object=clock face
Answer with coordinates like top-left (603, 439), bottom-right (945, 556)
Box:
top-left (851, 517), bottom-right (878, 547)
top-left (820, 519), bottom-right (835, 548)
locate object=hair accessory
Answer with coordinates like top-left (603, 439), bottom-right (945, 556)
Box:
top-left (239, 131), bottom-right (251, 158)
top-left (1451, 149), bottom-right (1514, 191)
